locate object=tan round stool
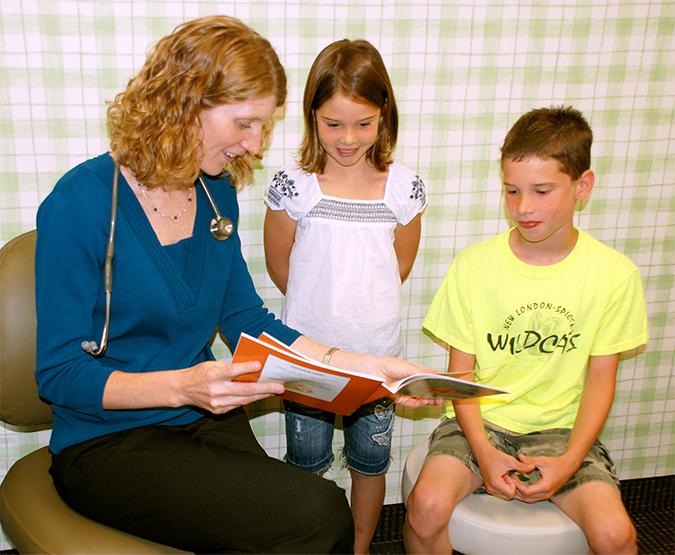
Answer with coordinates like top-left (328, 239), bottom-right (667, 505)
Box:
top-left (402, 440), bottom-right (590, 555)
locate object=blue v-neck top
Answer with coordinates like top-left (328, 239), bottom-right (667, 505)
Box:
top-left (35, 153), bottom-right (300, 454)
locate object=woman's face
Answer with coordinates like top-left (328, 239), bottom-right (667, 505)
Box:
top-left (199, 95), bottom-right (277, 176)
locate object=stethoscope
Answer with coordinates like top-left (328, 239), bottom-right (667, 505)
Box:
top-left (81, 162), bottom-right (233, 358)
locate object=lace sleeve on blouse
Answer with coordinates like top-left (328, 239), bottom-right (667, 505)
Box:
top-left (388, 162), bottom-right (428, 225)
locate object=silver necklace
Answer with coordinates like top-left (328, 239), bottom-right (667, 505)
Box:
top-left (138, 185), bottom-right (193, 220)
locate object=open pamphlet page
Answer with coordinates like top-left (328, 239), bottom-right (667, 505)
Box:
top-left (232, 333), bottom-right (508, 415)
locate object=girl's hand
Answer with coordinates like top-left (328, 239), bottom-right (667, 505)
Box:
top-left (177, 360), bottom-right (285, 414)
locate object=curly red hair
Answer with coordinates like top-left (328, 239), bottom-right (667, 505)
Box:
top-left (107, 15), bottom-right (286, 190)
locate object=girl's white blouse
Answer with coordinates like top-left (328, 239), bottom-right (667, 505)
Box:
top-left (265, 162), bottom-right (427, 359)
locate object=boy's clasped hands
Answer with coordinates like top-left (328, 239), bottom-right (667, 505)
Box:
top-left (478, 447), bottom-right (576, 502)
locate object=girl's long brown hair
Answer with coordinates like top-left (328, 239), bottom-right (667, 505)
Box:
top-left (298, 39), bottom-right (398, 174)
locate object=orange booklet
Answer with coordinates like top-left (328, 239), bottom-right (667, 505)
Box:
top-left (232, 333), bottom-right (507, 415)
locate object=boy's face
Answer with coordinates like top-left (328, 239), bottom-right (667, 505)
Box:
top-left (502, 156), bottom-right (593, 253)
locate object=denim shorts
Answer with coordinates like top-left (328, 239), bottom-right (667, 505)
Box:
top-left (283, 398), bottom-right (395, 476)
top-left (427, 417), bottom-right (620, 496)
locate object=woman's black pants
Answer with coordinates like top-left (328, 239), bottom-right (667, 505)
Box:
top-left (50, 408), bottom-right (354, 553)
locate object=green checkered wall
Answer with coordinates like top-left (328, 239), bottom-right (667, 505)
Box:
top-left (1, 0), bottom-right (673, 548)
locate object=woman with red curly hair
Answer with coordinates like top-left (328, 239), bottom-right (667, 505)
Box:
top-left (34, 16), bottom-right (435, 553)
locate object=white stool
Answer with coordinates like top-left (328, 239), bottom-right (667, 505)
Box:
top-left (402, 440), bottom-right (589, 555)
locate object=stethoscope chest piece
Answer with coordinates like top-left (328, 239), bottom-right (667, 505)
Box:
top-left (211, 216), bottom-right (233, 240)
top-left (199, 176), bottom-right (233, 241)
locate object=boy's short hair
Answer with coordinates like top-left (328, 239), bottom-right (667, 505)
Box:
top-left (500, 105), bottom-right (593, 181)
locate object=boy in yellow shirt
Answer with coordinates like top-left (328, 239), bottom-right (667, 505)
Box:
top-left (404, 106), bottom-right (649, 554)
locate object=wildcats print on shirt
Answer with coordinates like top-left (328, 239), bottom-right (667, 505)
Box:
top-left (488, 300), bottom-right (578, 358)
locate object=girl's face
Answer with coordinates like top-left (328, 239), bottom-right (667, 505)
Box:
top-left (198, 95), bottom-right (277, 176)
top-left (314, 94), bottom-right (380, 170)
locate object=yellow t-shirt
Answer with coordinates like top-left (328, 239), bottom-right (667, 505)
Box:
top-left (423, 228), bottom-right (649, 433)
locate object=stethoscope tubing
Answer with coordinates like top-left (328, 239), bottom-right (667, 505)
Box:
top-left (82, 164), bottom-right (232, 358)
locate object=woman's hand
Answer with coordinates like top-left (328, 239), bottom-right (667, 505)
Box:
top-left (390, 394), bottom-right (443, 409)
top-left (103, 360), bottom-right (284, 414)
top-left (376, 357), bottom-right (444, 408)
top-left (177, 360), bottom-right (285, 414)
top-left (288, 336), bottom-right (444, 407)
top-left (375, 357), bottom-right (431, 382)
